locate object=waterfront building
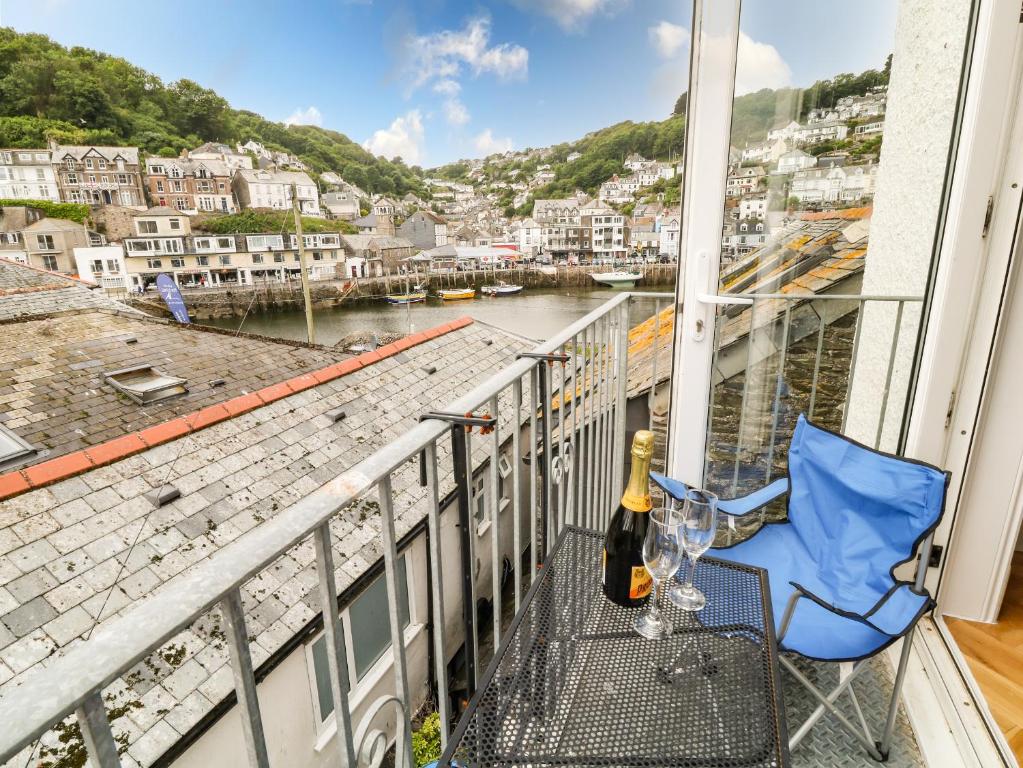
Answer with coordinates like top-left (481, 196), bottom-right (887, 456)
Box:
top-left (340, 234), bottom-right (414, 276)
top-left (581, 199), bottom-right (628, 262)
top-left (397, 209), bottom-right (449, 250)
top-left (144, 157), bottom-right (237, 215)
top-left (72, 244), bottom-right (129, 292)
top-left (49, 142), bottom-right (146, 207)
top-left (0, 148), bottom-right (59, 202)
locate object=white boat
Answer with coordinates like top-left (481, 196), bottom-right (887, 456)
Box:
top-left (481, 282), bottom-right (523, 296)
top-left (591, 271), bottom-right (642, 288)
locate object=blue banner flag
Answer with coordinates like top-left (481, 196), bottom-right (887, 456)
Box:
top-left (156, 273), bottom-right (191, 324)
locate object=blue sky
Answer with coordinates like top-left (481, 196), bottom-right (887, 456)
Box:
top-left (1, 0), bottom-right (897, 167)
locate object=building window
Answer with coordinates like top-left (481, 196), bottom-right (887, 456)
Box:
top-left (85, 159), bottom-right (94, 170)
top-left (216, 237), bottom-right (233, 249)
top-left (117, 174), bottom-right (128, 185)
top-left (66, 173), bottom-right (78, 185)
top-left (98, 160), bottom-right (107, 170)
top-left (156, 181), bottom-right (164, 193)
top-left (91, 259), bottom-right (103, 274)
top-left (35, 234), bottom-right (55, 251)
top-left (170, 258), bottom-right (185, 268)
top-left (273, 253), bottom-right (284, 263)
top-left (219, 255), bottom-right (231, 266)
top-left (309, 555), bottom-right (411, 722)
top-left (197, 255), bottom-right (209, 266)
top-left (64, 157), bottom-right (75, 170)
top-left (138, 221), bottom-right (158, 235)
top-left (169, 219), bottom-right (181, 231)
top-left (252, 254), bottom-right (263, 264)
top-left (150, 165), bottom-right (165, 175)
top-left (41, 254), bottom-right (58, 271)
top-left (147, 258), bottom-right (163, 268)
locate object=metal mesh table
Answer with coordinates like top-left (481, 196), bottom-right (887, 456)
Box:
top-left (441, 527), bottom-right (789, 768)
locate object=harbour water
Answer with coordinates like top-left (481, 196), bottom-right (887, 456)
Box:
top-left (205, 285), bottom-right (675, 346)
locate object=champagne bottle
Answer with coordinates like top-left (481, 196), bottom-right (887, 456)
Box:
top-left (602, 430), bottom-right (655, 607)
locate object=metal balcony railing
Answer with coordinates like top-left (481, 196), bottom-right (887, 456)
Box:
top-left (0, 292), bottom-right (652, 768)
top-left (0, 287), bottom-right (924, 768)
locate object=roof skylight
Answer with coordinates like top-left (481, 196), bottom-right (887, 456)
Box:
top-left (105, 365), bottom-right (188, 404)
top-left (0, 425), bottom-right (36, 469)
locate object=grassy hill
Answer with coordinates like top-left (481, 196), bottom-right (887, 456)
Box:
top-left (0, 28), bottom-right (427, 198)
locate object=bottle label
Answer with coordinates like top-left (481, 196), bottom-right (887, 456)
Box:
top-left (629, 566), bottom-right (653, 599)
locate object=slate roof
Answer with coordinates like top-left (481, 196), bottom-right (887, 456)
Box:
top-left (21, 217), bottom-right (84, 233)
top-left (51, 145), bottom-right (140, 165)
top-left (0, 316), bottom-right (531, 767)
top-left (0, 259), bottom-right (134, 322)
top-left (624, 209), bottom-right (871, 399)
top-left (132, 206), bottom-right (185, 218)
top-left (0, 310), bottom-right (351, 469)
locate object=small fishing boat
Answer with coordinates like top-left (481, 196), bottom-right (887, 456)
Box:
top-left (385, 289), bottom-right (426, 305)
top-left (591, 271), bottom-right (642, 289)
top-left (437, 287), bottom-right (476, 301)
top-left (481, 282), bottom-right (523, 296)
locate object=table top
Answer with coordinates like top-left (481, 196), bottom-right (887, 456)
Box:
top-left (440, 526), bottom-right (789, 768)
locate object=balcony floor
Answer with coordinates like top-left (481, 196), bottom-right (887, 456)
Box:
top-left (786, 655), bottom-right (923, 767)
top-left (947, 551), bottom-right (1023, 763)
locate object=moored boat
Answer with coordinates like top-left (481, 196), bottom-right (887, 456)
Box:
top-left (385, 290), bottom-right (426, 305)
top-left (481, 282), bottom-right (523, 296)
top-left (590, 271), bottom-right (642, 288)
top-left (437, 287), bottom-right (476, 301)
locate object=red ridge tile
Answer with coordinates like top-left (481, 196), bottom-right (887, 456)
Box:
top-left (85, 434), bottom-right (147, 467)
top-left (285, 374), bottom-right (318, 394)
top-left (24, 452), bottom-right (93, 488)
top-left (188, 404), bottom-right (231, 430)
top-left (253, 382), bottom-right (293, 403)
top-left (138, 417), bottom-right (192, 447)
top-left (223, 393), bottom-right (264, 417)
top-left (0, 471), bottom-right (30, 499)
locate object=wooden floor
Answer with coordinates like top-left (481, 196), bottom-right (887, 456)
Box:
top-left (947, 551), bottom-right (1023, 763)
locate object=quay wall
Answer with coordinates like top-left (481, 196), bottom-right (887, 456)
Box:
top-left (128, 264), bottom-right (678, 319)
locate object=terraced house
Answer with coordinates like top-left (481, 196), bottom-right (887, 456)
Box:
top-left (144, 158), bottom-right (237, 215)
top-left (49, 142), bottom-right (147, 208)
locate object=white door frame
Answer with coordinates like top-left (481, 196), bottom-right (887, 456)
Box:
top-left (666, 0), bottom-right (741, 483)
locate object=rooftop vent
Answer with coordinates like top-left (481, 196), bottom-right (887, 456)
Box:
top-left (422, 365), bottom-right (437, 375)
top-left (325, 407), bottom-right (347, 423)
top-left (145, 484), bottom-right (181, 508)
top-left (208, 378), bottom-right (226, 388)
top-left (105, 365), bottom-right (188, 404)
top-left (0, 425), bottom-right (36, 470)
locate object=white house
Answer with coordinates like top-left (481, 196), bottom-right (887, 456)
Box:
top-left (598, 175), bottom-right (634, 204)
top-left (658, 211), bottom-right (680, 259)
top-left (566, 151), bottom-right (582, 162)
top-left (775, 149), bottom-right (818, 175)
top-left (854, 120), bottom-right (886, 136)
top-left (0, 149), bottom-right (59, 202)
top-left (767, 119), bottom-right (801, 143)
top-left (741, 138), bottom-right (788, 165)
top-left (790, 163), bottom-right (878, 204)
top-left (231, 169), bottom-right (321, 216)
top-left (188, 142), bottom-right (253, 171)
top-left (73, 244), bottom-right (128, 292)
top-left (516, 217), bottom-right (543, 256)
top-left (739, 195), bottom-right (767, 220)
top-left (794, 120), bottom-right (850, 145)
top-left (624, 152), bottom-right (649, 172)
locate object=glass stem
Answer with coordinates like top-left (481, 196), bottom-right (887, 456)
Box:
top-left (685, 555), bottom-right (698, 591)
top-left (649, 578), bottom-right (661, 620)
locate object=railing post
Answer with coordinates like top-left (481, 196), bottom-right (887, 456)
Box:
top-left (76, 691), bottom-right (122, 768)
top-left (538, 361), bottom-right (553, 555)
top-left (613, 300), bottom-right (630, 504)
top-left (377, 474), bottom-right (413, 768)
top-left (487, 395), bottom-right (502, 648)
top-left (450, 422), bottom-right (478, 695)
top-left (511, 379), bottom-right (524, 610)
top-left (424, 442), bottom-right (451, 744)
top-left (313, 523), bottom-right (357, 767)
top-left (222, 589), bottom-right (271, 768)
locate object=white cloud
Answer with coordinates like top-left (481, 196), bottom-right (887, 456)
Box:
top-left (363, 111), bottom-right (425, 164)
top-left (405, 16), bottom-right (528, 90)
top-left (443, 98), bottom-right (471, 126)
top-left (648, 21), bottom-right (687, 60)
top-left (284, 106), bottom-right (323, 127)
top-left (510, 0), bottom-right (625, 32)
top-left (433, 79), bottom-right (461, 96)
top-left (473, 129), bottom-right (513, 156)
top-left (735, 32), bottom-right (792, 95)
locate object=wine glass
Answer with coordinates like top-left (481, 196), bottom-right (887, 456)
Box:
top-left (669, 488), bottom-right (719, 611)
top-left (634, 507), bottom-right (683, 640)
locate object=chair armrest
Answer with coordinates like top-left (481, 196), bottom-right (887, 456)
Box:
top-left (788, 581), bottom-right (934, 638)
top-left (649, 473), bottom-right (788, 517)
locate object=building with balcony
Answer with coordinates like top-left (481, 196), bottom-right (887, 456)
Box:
top-left (144, 157), bottom-right (237, 214)
top-left (793, 120), bottom-right (851, 145)
top-left (72, 244), bottom-right (129, 292)
top-left (49, 142), bottom-right (146, 207)
top-left (791, 163), bottom-right (878, 205)
top-left (0, 149), bottom-right (59, 202)
top-left (231, 169), bottom-right (321, 217)
top-left (20, 216), bottom-right (103, 273)
top-left (582, 200), bottom-right (628, 261)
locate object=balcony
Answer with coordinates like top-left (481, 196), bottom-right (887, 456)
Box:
top-left (0, 290), bottom-right (936, 768)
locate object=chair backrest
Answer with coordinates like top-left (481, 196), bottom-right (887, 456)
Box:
top-left (787, 415), bottom-right (948, 612)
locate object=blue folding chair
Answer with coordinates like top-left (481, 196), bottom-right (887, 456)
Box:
top-left (652, 414), bottom-right (949, 761)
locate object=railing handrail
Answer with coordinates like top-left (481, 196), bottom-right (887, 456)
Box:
top-left (730, 292), bottom-right (924, 302)
top-left (0, 290), bottom-right (635, 760)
